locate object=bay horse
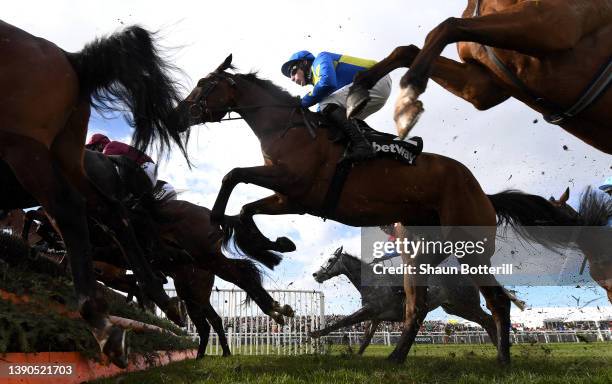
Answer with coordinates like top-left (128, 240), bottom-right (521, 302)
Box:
top-left (345, 0), bottom-right (612, 153)
top-left (0, 21), bottom-right (188, 367)
top-left (173, 55), bottom-right (580, 364)
top-left (16, 149), bottom-right (294, 325)
top-left (549, 187), bottom-right (612, 303)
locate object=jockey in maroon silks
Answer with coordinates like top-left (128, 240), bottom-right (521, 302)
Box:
top-left (85, 133), bottom-right (176, 199)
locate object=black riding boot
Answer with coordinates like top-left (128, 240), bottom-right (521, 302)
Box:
top-left (324, 105), bottom-right (375, 161)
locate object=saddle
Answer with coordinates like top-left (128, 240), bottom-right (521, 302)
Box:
top-left (310, 113), bottom-right (424, 217)
top-left (317, 113), bottom-right (424, 165)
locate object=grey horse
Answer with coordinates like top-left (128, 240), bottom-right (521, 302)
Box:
top-left (312, 246), bottom-right (525, 354)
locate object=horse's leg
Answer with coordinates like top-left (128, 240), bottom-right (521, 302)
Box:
top-left (204, 252), bottom-right (291, 324)
top-left (347, 45), bottom-right (420, 117)
top-left (203, 303), bottom-right (231, 357)
top-left (233, 194), bottom-right (304, 252)
top-left (440, 289), bottom-right (498, 347)
top-left (173, 267), bottom-right (212, 359)
top-left (210, 166), bottom-right (291, 226)
top-left (387, 281), bottom-right (428, 363)
top-left (309, 306), bottom-right (374, 338)
top-left (358, 319), bottom-right (381, 355)
top-left (396, 0), bottom-right (608, 134)
top-left (52, 105), bottom-right (181, 326)
top-left (0, 132), bottom-right (127, 367)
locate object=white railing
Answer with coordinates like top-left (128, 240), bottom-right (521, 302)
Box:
top-left (162, 288), bottom-right (326, 355)
top-left (159, 288), bottom-right (609, 355)
top-left (322, 329), bottom-right (612, 346)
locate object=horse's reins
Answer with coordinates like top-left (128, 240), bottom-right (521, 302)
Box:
top-left (473, 0), bottom-right (612, 124)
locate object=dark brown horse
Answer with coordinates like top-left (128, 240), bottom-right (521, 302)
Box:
top-left (346, 0), bottom-right (612, 153)
top-left (173, 56), bottom-right (580, 364)
top-left (549, 187), bottom-right (612, 303)
top-left (0, 20), bottom-right (188, 366)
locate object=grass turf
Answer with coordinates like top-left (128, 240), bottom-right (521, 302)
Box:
top-left (94, 342), bottom-right (612, 384)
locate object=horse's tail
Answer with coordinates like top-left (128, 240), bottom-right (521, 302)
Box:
top-left (66, 25), bottom-right (188, 162)
top-left (487, 190), bottom-right (581, 249)
top-left (221, 217), bottom-right (283, 270)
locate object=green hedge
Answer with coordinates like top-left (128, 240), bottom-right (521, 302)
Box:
top-left (0, 234), bottom-right (197, 359)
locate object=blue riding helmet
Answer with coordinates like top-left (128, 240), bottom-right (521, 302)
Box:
top-left (599, 176), bottom-right (612, 192)
top-left (281, 50), bottom-right (315, 77)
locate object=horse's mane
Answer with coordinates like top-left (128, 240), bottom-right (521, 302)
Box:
top-left (237, 72), bottom-right (300, 105)
top-left (339, 251), bottom-right (363, 265)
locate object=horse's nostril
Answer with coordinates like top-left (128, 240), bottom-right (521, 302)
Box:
top-left (312, 273), bottom-right (317, 277)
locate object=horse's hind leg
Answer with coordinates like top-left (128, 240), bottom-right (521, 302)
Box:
top-left (358, 319), bottom-right (381, 355)
top-left (205, 252), bottom-right (291, 324)
top-left (204, 303), bottom-right (231, 357)
top-left (440, 286), bottom-right (498, 347)
top-left (396, 0), bottom-right (609, 134)
top-left (0, 132), bottom-right (127, 367)
top-left (474, 281), bottom-right (511, 364)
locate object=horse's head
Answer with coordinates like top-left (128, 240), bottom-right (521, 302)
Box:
top-left (312, 246), bottom-right (345, 283)
top-left (549, 187), bottom-right (579, 219)
top-left (173, 54), bottom-right (237, 130)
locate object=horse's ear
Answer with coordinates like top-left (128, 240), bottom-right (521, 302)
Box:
top-left (560, 187), bottom-right (570, 203)
top-left (333, 245), bottom-right (343, 256)
top-left (215, 54), bottom-right (233, 73)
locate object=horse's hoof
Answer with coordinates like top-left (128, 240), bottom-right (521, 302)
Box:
top-left (222, 351), bottom-right (232, 357)
top-left (386, 351), bottom-right (406, 364)
top-left (166, 297), bottom-right (186, 327)
top-left (269, 311), bottom-right (285, 325)
top-left (280, 304), bottom-right (295, 317)
top-left (275, 237), bottom-right (296, 253)
top-left (347, 85), bottom-right (370, 119)
top-left (498, 355), bottom-right (511, 366)
top-left (394, 85), bottom-right (424, 139)
top-left (103, 326), bottom-right (128, 369)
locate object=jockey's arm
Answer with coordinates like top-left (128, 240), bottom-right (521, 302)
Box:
top-left (301, 53), bottom-right (337, 108)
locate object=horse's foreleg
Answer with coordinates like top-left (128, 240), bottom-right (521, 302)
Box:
top-left (387, 269), bottom-right (428, 364)
top-left (211, 165), bottom-right (290, 227)
top-left (396, 0), bottom-right (607, 136)
top-left (234, 194), bottom-right (304, 253)
top-left (358, 319), bottom-right (381, 355)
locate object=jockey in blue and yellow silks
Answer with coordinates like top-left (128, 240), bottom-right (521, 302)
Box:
top-left (281, 50), bottom-right (392, 161)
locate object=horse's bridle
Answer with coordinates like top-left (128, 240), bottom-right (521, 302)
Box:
top-left (188, 72), bottom-right (237, 122)
top-left (318, 248), bottom-right (345, 276)
top-left (188, 72), bottom-right (302, 123)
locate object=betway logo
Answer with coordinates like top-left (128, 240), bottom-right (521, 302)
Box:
top-left (372, 141), bottom-right (416, 162)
